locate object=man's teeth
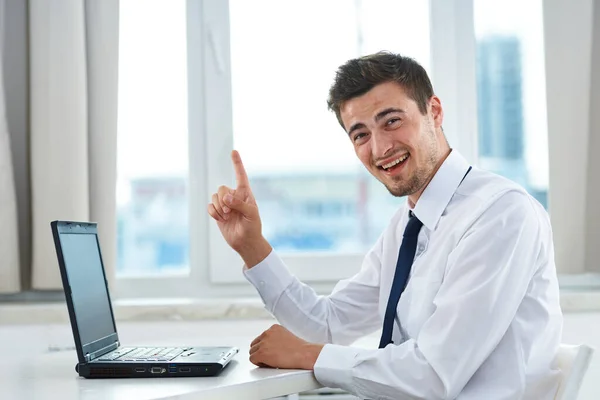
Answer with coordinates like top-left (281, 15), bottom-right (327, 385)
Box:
top-left (382, 154), bottom-right (409, 169)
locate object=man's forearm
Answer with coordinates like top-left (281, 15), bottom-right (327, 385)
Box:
top-left (238, 237), bottom-right (273, 268)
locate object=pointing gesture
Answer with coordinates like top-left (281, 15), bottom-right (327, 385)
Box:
top-left (207, 151), bottom-right (272, 267)
top-left (232, 150), bottom-right (251, 193)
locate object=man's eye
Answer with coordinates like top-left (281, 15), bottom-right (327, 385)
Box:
top-left (353, 133), bottom-right (367, 142)
top-left (386, 118), bottom-right (401, 126)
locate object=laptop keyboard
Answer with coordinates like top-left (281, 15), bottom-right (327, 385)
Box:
top-left (98, 347), bottom-right (187, 362)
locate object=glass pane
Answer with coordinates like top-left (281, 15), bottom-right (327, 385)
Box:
top-left (229, 0), bottom-right (430, 253)
top-left (474, 0), bottom-right (549, 207)
top-left (116, 0), bottom-right (189, 275)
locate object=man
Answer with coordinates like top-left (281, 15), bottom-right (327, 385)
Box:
top-left (207, 52), bottom-right (562, 399)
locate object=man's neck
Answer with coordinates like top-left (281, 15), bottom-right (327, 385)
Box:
top-left (407, 148), bottom-right (452, 208)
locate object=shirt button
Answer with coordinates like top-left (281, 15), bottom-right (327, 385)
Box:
top-left (260, 281), bottom-right (265, 286)
top-left (418, 245), bottom-right (425, 253)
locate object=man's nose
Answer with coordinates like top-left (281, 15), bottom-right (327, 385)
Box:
top-left (371, 131), bottom-right (394, 159)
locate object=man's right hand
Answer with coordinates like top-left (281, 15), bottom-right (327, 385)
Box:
top-left (207, 150), bottom-right (272, 268)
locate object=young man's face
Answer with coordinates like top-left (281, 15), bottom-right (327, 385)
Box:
top-left (340, 81), bottom-right (447, 199)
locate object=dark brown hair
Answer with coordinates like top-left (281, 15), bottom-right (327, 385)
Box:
top-left (327, 51), bottom-right (434, 128)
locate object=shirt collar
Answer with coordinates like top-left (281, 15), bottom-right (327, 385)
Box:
top-left (410, 150), bottom-right (471, 231)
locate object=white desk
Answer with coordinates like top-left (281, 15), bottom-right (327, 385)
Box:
top-left (0, 321), bottom-right (323, 400)
top-left (1, 346), bottom-right (322, 400)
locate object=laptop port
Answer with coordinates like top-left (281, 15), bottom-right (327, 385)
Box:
top-left (150, 367), bottom-right (165, 374)
top-left (135, 368), bottom-right (146, 373)
top-left (179, 367), bottom-right (191, 373)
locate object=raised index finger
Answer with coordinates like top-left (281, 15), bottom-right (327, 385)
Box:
top-left (231, 150), bottom-right (250, 189)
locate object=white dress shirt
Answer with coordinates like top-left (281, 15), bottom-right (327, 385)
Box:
top-left (245, 150), bottom-right (563, 400)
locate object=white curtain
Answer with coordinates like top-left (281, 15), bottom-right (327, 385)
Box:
top-left (0, 0), bottom-right (21, 294)
top-left (29, 0), bottom-right (119, 289)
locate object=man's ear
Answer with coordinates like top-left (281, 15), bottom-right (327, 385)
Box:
top-left (429, 95), bottom-right (443, 128)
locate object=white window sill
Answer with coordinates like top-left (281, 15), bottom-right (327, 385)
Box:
top-left (1, 290), bottom-right (599, 325)
top-left (0, 297), bottom-right (272, 325)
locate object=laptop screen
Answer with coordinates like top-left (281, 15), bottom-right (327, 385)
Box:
top-left (59, 231), bottom-right (116, 346)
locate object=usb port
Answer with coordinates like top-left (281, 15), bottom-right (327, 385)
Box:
top-left (135, 368), bottom-right (146, 373)
top-left (179, 367), bottom-right (191, 373)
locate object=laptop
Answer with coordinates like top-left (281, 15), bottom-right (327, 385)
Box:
top-left (50, 220), bottom-right (238, 378)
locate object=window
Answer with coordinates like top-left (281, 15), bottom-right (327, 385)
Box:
top-left (114, 0), bottom-right (558, 297)
top-left (216, 0), bottom-right (430, 281)
top-left (474, 0), bottom-right (549, 207)
top-left (116, 0), bottom-right (189, 276)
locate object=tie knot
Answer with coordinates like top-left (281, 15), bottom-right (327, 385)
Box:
top-left (404, 212), bottom-right (423, 237)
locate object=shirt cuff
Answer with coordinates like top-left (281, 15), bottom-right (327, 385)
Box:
top-left (314, 344), bottom-right (361, 390)
top-left (243, 250), bottom-right (295, 311)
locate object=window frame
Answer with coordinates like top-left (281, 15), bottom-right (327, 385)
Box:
top-left (113, 0), bottom-right (481, 295)
top-left (115, 0), bottom-right (589, 298)
top-left (202, 0), bottom-right (478, 284)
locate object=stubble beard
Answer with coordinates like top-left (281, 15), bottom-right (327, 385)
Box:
top-left (383, 126), bottom-right (439, 198)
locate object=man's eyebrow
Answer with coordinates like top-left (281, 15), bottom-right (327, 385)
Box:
top-left (346, 108), bottom-right (406, 136)
top-left (375, 107), bottom-right (406, 123)
top-left (347, 122), bottom-right (366, 137)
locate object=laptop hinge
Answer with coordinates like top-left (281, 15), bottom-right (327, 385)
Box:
top-left (85, 341), bottom-right (120, 362)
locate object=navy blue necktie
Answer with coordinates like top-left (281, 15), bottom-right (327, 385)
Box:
top-left (378, 166), bottom-right (472, 349)
top-left (378, 212), bottom-right (423, 348)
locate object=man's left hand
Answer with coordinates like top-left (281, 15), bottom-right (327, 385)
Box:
top-left (249, 324), bottom-right (324, 370)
